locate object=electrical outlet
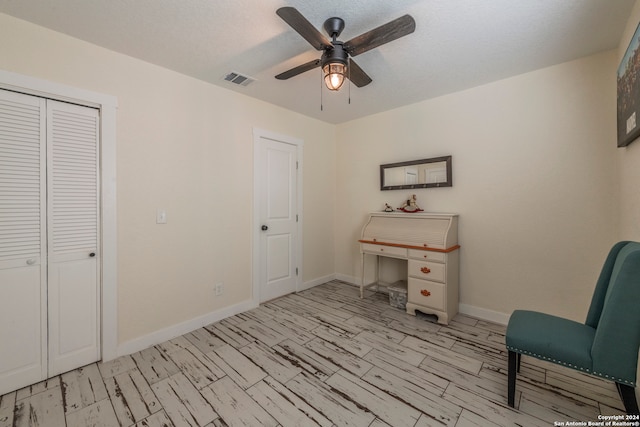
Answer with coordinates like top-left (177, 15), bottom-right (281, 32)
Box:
top-left (214, 283), bottom-right (224, 296)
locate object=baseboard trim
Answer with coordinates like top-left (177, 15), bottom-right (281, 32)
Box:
top-left (116, 298), bottom-right (258, 358)
top-left (299, 274), bottom-right (336, 292)
top-left (334, 273), bottom-right (358, 285)
top-left (115, 274), bottom-right (339, 359)
top-left (459, 303), bottom-right (510, 325)
top-left (114, 277), bottom-right (511, 359)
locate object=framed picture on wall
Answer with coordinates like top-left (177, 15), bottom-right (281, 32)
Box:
top-left (618, 22), bottom-right (640, 147)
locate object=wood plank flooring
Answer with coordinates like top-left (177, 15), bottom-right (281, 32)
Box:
top-left (0, 280), bottom-right (628, 426)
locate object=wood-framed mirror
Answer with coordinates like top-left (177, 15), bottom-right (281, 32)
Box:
top-left (380, 155), bottom-right (452, 190)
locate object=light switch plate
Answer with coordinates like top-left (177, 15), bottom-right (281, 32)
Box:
top-left (156, 209), bottom-right (167, 224)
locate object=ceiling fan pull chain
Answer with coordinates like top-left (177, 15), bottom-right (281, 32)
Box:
top-left (320, 67), bottom-right (323, 111)
top-left (348, 65), bottom-right (351, 105)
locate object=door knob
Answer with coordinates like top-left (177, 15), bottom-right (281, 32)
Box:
top-left (261, 225), bottom-right (268, 231)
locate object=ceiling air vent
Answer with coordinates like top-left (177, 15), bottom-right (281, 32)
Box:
top-left (223, 72), bottom-right (255, 87)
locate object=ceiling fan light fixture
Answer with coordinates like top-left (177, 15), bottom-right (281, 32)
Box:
top-left (323, 62), bottom-right (346, 91)
top-left (321, 43), bottom-right (348, 91)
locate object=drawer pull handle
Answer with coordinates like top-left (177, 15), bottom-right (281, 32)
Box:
top-left (421, 289), bottom-right (431, 297)
top-left (420, 267), bottom-right (431, 274)
top-left (380, 248), bottom-right (384, 251)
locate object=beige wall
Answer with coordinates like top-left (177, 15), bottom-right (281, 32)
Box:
top-left (0, 13), bottom-right (336, 344)
top-left (616, 1), bottom-right (640, 397)
top-left (618, 1), bottom-right (640, 242)
top-left (335, 51), bottom-right (619, 322)
top-left (0, 7), bottom-right (631, 347)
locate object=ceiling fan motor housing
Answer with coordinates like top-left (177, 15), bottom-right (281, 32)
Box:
top-left (323, 17), bottom-right (345, 39)
top-left (321, 42), bottom-right (348, 68)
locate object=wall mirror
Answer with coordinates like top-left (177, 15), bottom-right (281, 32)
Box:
top-left (380, 155), bottom-right (452, 190)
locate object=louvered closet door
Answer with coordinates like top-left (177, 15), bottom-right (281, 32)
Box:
top-left (47, 100), bottom-right (100, 376)
top-left (0, 89), bottom-right (47, 395)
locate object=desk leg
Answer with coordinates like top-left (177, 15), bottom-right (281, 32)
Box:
top-left (375, 255), bottom-right (380, 293)
top-left (360, 252), bottom-right (365, 299)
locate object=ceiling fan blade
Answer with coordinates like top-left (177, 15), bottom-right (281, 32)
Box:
top-left (344, 14), bottom-right (416, 57)
top-left (275, 59), bottom-right (321, 80)
top-left (276, 7), bottom-right (331, 51)
top-left (348, 58), bottom-right (372, 87)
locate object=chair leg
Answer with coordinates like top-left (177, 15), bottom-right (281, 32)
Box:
top-left (617, 381), bottom-right (623, 399)
top-left (516, 352), bottom-right (521, 373)
top-left (616, 382), bottom-right (639, 415)
top-left (508, 350), bottom-right (517, 407)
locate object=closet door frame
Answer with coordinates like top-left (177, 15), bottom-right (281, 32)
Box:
top-left (0, 70), bottom-right (119, 362)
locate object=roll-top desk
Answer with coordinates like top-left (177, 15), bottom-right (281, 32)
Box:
top-left (359, 212), bottom-right (460, 324)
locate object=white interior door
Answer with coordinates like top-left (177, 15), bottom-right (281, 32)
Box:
top-left (0, 89), bottom-right (47, 395)
top-left (47, 100), bottom-right (100, 376)
top-left (255, 131), bottom-right (301, 303)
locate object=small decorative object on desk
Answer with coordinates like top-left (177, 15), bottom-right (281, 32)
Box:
top-left (398, 194), bottom-right (423, 212)
top-left (383, 203), bottom-right (395, 212)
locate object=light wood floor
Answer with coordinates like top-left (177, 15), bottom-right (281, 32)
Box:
top-left (0, 280), bottom-right (628, 427)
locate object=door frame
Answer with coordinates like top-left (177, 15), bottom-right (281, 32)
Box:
top-left (252, 128), bottom-right (303, 305)
top-left (0, 69), bottom-right (119, 362)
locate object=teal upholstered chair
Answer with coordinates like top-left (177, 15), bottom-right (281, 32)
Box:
top-left (506, 241), bottom-right (640, 414)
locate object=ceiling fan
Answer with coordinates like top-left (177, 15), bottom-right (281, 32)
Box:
top-left (275, 7), bottom-right (416, 91)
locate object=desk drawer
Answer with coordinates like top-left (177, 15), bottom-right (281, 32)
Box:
top-left (408, 278), bottom-right (445, 311)
top-left (408, 259), bottom-right (445, 283)
top-left (361, 243), bottom-right (407, 258)
top-left (408, 249), bottom-right (446, 263)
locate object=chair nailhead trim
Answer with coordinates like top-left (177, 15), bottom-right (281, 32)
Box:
top-left (506, 346), bottom-right (636, 386)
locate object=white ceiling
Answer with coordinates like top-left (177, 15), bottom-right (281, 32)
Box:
top-left (0, 0), bottom-right (634, 124)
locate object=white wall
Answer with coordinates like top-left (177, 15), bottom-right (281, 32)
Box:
top-left (0, 13), bottom-right (336, 347)
top-left (335, 51), bottom-right (619, 322)
top-left (618, 1), bottom-right (640, 242)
